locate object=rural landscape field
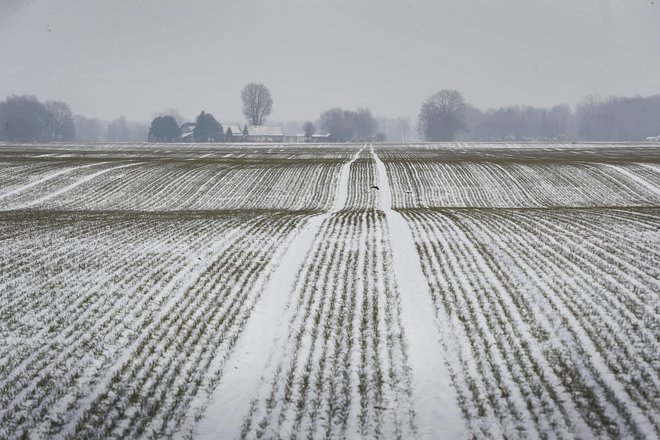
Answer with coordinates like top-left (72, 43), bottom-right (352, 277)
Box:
top-left (0, 142), bottom-right (658, 439)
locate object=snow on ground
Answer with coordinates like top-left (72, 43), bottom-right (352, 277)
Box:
top-left (604, 163), bottom-right (660, 196)
top-left (12, 162), bottom-right (140, 209)
top-left (372, 145), bottom-right (467, 439)
top-left (192, 149), bottom-right (363, 439)
top-left (0, 162), bottom-right (99, 201)
top-left (0, 142), bottom-right (658, 439)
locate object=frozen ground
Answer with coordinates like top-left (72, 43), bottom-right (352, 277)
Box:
top-left (0, 142), bottom-right (658, 439)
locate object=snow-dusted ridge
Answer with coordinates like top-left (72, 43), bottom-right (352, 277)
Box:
top-left (0, 162), bottom-right (100, 201)
top-left (604, 163), bottom-right (660, 196)
top-left (11, 162), bottom-right (141, 209)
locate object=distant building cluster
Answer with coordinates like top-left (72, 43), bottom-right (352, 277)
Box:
top-left (285, 133), bottom-right (335, 143)
top-left (179, 122), bottom-right (333, 143)
top-left (180, 123), bottom-right (283, 143)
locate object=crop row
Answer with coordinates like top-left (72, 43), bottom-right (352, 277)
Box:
top-left (0, 143), bottom-right (358, 164)
top-left (344, 153), bottom-right (379, 210)
top-left (383, 160), bottom-right (660, 209)
top-left (374, 143), bottom-right (660, 163)
top-left (0, 159), bottom-right (88, 193)
top-left (238, 210), bottom-right (416, 439)
top-left (401, 207), bottom-right (659, 439)
top-left (0, 210), bottom-right (309, 439)
top-left (0, 159), bottom-right (343, 212)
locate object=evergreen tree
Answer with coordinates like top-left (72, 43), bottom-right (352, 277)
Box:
top-left (193, 111), bottom-right (224, 142)
top-left (149, 115), bottom-right (181, 142)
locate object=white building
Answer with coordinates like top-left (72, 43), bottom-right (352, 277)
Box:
top-left (245, 126), bottom-right (284, 143)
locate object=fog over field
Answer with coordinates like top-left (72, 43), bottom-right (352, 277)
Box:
top-left (1, 2), bottom-right (660, 440)
top-left (1, 0), bottom-right (659, 122)
top-left (1, 142), bottom-right (659, 439)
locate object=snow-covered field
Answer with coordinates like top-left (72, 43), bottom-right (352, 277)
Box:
top-left (0, 142), bottom-right (658, 439)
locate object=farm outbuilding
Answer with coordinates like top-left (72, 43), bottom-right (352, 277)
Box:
top-left (179, 122), bottom-right (196, 143)
top-left (284, 134), bottom-right (308, 143)
top-left (245, 125), bottom-right (284, 143)
top-left (312, 133), bottom-right (335, 142)
top-left (224, 124), bottom-right (246, 142)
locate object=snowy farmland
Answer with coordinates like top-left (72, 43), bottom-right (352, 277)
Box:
top-left (0, 142), bottom-right (659, 439)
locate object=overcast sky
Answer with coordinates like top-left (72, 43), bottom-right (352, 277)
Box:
top-left (1, 0), bottom-right (659, 123)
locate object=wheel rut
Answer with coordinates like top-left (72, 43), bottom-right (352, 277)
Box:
top-left (191, 148), bottom-right (363, 439)
top-left (371, 144), bottom-right (467, 439)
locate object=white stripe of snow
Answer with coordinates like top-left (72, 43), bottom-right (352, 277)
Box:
top-left (12, 162), bottom-right (140, 209)
top-left (192, 148), bottom-right (363, 439)
top-left (604, 164), bottom-right (660, 196)
top-left (0, 162), bottom-right (100, 201)
top-left (330, 150), bottom-right (358, 211)
top-left (640, 163), bottom-right (660, 174)
top-left (372, 145), bottom-right (467, 439)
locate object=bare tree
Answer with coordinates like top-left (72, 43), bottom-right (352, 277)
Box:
top-left (107, 116), bottom-right (131, 142)
top-left (45, 101), bottom-right (75, 141)
top-left (303, 121), bottom-right (315, 140)
top-left (0, 95), bottom-right (75, 142)
top-left (241, 83), bottom-right (273, 126)
top-left (319, 107), bottom-right (378, 142)
top-left (375, 116), bottom-right (413, 142)
top-left (353, 107), bottom-right (378, 141)
top-left (0, 95), bottom-right (49, 141)
top-left (74, 115), bottom-right (106, 142)
top-left (549, 104), bottom-right (571, 139)
top-left (319, 108), bottom-right (353, 142)
top-left (417, 89), bottom-right (468, 141)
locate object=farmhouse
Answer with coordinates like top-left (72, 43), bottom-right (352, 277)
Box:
top-left (245, 125), bottom-right (284, 143)
top-left (282, 133), bottom-right (335, 143)
top-left (312, 133), bottom-right (335, 142)
top-left (284, 134), bottom-right (308, 143)
top-left (224, 124), bottom-right (246, 141)
top-left (177, 122), bottom-right (285, 143)
top-left (180, 122), bottom-right (196, 143)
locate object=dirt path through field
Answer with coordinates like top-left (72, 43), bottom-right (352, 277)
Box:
top-left (371, 145), bottom-right (467, 439)
top-left (192, 148), bottom-right (363, 439)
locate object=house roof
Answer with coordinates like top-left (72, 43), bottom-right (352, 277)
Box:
top-left (247, 125), bottom-right (284, 136)
top-left (225, 124), bottom-right (244, 135)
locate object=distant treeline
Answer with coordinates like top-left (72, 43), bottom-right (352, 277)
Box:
top-left (458, 94), bottom-right (660, 142)
top-left (0, 95), bottom-right (164, 143)
top-left (318, 108), bottom-right (381, 142)
top-left (0, 95), bottom-right (76, 142)
top-left (1, 93), bottom-right (659, 143)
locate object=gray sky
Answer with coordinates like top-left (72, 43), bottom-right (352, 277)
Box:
top-left (1, 0), bottom-right (659, 122)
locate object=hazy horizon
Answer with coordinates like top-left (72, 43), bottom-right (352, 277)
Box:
top-left (1, 0), bottom-right (659, 123)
